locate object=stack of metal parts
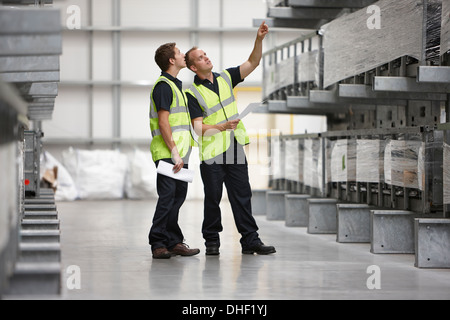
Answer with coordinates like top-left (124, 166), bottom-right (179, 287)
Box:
top-left (0, 1), bottom-right (62, 297)
top-left (251, 0), bottom-right (450, 268)
top-left (0, 3), bottom-right (61, 121)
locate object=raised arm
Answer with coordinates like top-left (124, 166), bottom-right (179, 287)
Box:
top-left (239, 21), bottom-right (269, 80)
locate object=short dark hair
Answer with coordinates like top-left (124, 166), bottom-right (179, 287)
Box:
top-left (155, 42), bottom-right (176, 72)
top-left (185, 46), bottom-right (198, 71)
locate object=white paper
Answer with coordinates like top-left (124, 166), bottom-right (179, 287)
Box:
top-left (238, 103), bottom-right (260, 119)
top-left (156, 161), bottom-right (195, 183)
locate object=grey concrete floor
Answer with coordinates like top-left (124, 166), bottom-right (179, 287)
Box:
top-left (53, 199), bottom-right (450, 300)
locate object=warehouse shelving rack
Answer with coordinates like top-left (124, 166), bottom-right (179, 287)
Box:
top-left (253, 0), bottom-right (450, 268)
top-left (0, 0), bottom-right (63, 296)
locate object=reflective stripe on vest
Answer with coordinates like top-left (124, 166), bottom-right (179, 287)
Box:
top-left (149, 76), bottom-right (192, 162)
top-left (187, 70), bottom-right (249, 161)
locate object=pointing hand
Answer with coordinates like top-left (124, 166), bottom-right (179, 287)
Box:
top-left (258, 21), bottom-right (269, 40)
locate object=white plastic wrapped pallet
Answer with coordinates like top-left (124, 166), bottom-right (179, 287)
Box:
top-left (347, 140), bottom-right (357, 182)
top-left (330, 139), bottom-right (348, 182)
top-left (303, 139), bottom-right (323, 190)
top-left (303, 139), bottom-right (313, 187)
top-left (356, 140), bottom-right (383, 183)
top-left (284, 139), bottom-right (300, 182)
top-left (271, 136), bottom-right (284, 181)
top-left (384, 140), bottom-right (425, 190)
top-left (298, 142), bottom-right (304, 183)
top-left (322, 0), bottom-right (424, 88)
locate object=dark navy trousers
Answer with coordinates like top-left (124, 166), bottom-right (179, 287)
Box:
top-left (148, 159), bottom-right (188, 251)
top-left (200, 138), bottom-right (261, 249)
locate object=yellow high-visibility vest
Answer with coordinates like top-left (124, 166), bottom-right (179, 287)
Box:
top-left (186, 70), bottom-right (249, 161)
top-left (149, 76), bottom-right (193, 162)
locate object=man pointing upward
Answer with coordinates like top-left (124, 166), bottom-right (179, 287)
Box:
top-left (185, 21), bottom-right (276, 256)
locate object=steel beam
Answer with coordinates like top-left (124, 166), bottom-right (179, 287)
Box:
top-left (373, 77), bottom-right (450, 93)
top-left (2, 0), bottom-right (53, 4)
top-left (268, 100), bottom-right (289, 113)
top-left (268, 99), bottom-right (339, 114)
top-left (0, 8), bottom-right (60, 34)
top-left (28, 98), bottom-right (56, 105)
top-left (18, 243), bottom-right (60, 263)
top-left (7, 262), bottom-right (61, 295)
top-left (417, 66), bottom-right (450, 84)
top-left (310, 89), bottom-right (408, 106)
top-left (268, 7), bottom-right (346, 20)
top-left (20, 230), bottom-right (60, 244)
top-left (253, 18), bottom-right (327, 29)
top-left (339, 84), bottom-right (448, 101)
top-left (320, 126), bottom-right (422, 138)
top-left (286, 96), bottom-right (365, 113)
top-left (0, 56), bottom-right (59, 73)
top-left (28, 106), bottom-right (55, 121)
top-left (0, 35), bottom-right (62, 56)
top-left (0, 72), bottom-right (60, 83)
top-left (309, 90), bottom-right (337, 104)
top-left (288, 96), bottom-right (323, 108)
top-left (25, 83), bottom-right (58, 97)
top-left (289, 0), bottom-right (377, 8)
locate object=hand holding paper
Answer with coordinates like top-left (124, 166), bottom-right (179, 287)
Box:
top-left (157, 161), bottom-right (195, 183)
top-left (171, 148), bottom-right (184, 174)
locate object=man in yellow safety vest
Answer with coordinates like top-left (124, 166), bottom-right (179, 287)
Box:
top-left (148, 43), bottom-right (200, 259)
top-left (185, 22), bottom-right (276, 256)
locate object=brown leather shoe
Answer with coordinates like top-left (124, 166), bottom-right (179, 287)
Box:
top-left (170, 243), bottom-right (200, 257)
top-left (152, 247), bottom-right (172, 259)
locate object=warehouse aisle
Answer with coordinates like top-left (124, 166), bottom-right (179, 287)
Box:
top-left (51, 199), bottom-right (450, 300)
